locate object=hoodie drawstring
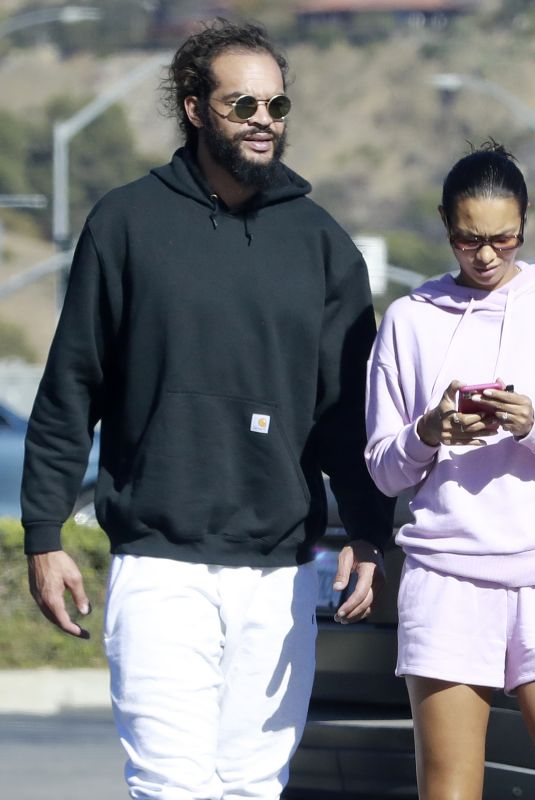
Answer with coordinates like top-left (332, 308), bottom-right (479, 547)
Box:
top-left (208, 193), bottom-right (253, 245)
top-left (428, 297), bottom-right (476, 405)
top-left (209, 194), bottom-right (218, 230)
top-left (244, 214), bottom-right (253, 246)
top-left (493, 289), bottom-right (515, 379)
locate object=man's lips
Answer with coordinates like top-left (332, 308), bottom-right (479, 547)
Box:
top-left (242, 133), bottom-right (274, 152)
top-left (244, 132), bottom-right (272, 140)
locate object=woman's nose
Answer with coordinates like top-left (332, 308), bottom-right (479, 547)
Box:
top-left (477, 243), bottom-right (497, 262)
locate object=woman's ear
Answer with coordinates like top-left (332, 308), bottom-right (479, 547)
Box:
top-left (184, 96), bottom-right (203, 129)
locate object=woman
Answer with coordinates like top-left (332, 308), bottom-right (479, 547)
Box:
top-left (365, 141), bottom-right (535, 799)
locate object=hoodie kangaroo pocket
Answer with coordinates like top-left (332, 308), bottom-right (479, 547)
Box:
top-left (128, 391), bottom-right (311, 543)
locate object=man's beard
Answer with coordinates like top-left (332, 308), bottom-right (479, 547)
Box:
top-left (201, 109), bottom-right (287, 190)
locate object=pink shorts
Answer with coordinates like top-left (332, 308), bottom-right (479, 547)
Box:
top-left (396, 557), bottom-right (535, 695)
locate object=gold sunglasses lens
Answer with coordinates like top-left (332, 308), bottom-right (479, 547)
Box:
top-left (268, 95), bottom-right (291, 119)
top-left (231, 94), bottom-right (291, 120)
top-left (233, 96), bottom-right (258, 120)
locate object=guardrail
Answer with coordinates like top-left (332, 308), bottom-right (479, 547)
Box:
top-left (0, 250), bottom-right (74, 299)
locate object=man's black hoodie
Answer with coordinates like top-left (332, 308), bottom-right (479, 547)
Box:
top-left (22, 148), bottom-right (393, 565)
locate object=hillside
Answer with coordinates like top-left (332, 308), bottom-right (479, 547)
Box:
top-left (2, 12), bottom-right (535, 361)
top-left (3, 28), bottom-right (535, 229)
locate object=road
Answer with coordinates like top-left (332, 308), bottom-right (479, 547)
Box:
top-left (0, 709), bottom-right (124, 799)
top-left (0, 709), bottom-right (400, 799)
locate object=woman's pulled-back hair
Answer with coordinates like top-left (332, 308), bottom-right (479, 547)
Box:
top-left (442, 140), bottom-right (529, 225)
top-left (161, 18), bottom-right (289, 147)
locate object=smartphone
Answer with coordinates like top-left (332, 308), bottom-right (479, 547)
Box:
top-left (457, 382), bottom-right (513, 413)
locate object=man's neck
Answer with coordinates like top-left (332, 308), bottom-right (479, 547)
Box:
top-left (195, 140), bottom-right (257, 210)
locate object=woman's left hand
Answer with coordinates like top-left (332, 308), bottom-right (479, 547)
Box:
top-left (477, 385), bottom-right (534, 439)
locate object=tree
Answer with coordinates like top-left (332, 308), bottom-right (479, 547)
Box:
top-left (0, 317), bottom-right (37, 362)
top-left (0, 111), bottom-right (30, 194)
top-left (27, 95), bottom-right (156, 239)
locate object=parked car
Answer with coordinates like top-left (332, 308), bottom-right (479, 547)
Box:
top-left (0, 401), bottom-right (99, 519)
top-left (283, 480), bottom-right (535, 799)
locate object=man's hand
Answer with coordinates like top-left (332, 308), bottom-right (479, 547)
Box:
top-left (27, 551), bottom-right (91, 639)
top-left (332, 539), bottom-right (385, 624)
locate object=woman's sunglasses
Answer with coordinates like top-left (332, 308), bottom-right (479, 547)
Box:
top-left (449, 231), bottom-right (524, 252)
top-left (210, 94), bottom-right (291, 123)
top-left (448, 216), bottom-right (526, 252)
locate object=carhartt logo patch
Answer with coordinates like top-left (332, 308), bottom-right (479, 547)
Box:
top-left (250, 414), bottom-right (270, 434)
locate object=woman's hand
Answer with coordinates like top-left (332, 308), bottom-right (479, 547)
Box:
top-left (476, 382), bottom-right (534, 440)
top-left (417, 379), bottom-right (500, 447)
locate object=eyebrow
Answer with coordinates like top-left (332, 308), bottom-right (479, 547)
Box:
top-left (454, 227), bottom-right (518, 236)
top-left (217, 91), bottom-right (285, 101)
top-left (218, 92), bottom-right (245, 101)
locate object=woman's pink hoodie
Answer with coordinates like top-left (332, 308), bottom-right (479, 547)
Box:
top-left (365, 262), bottom-right (535, 586)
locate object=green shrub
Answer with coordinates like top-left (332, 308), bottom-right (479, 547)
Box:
top-left (385, 228), bottom-right (452, 278)
top-left (0, 317), bottom-right (38, 362)
top-left (0, 518), bottom-right (110, 668)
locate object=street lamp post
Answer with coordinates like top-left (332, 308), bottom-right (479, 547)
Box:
top-left (0, 6), bottom-right (102, 300)
top-left (429, 73), bottom-right (535, 132)
top-left (52, 52), bottom-right (172, 250)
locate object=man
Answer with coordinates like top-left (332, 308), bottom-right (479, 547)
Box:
top-left (22, 19), bottom-right (393, 800)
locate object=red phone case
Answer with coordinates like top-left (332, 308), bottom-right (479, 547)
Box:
top-left (457, 382), bottom-right (502, 413)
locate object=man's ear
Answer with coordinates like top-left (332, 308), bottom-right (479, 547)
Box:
top-left (438, 205), bottom-right (448, 229)
top-left (184, 96), bottom-right (203, 129)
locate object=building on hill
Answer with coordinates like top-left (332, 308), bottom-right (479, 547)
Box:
top-left (296, 0), bottom-right (481, 32)
top-left (146, 0), bottom-right (234, 46)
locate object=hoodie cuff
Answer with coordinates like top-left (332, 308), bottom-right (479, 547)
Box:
top-left (24, 524), bottom-right (63, 555)
top-left (404, 417), bottom-right (440, 463)
top-left (513, 421), bottom-right (535, 454)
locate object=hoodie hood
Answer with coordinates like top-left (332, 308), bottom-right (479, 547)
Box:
top-left (411, 261), bottom-right (535, 311)
top-left (409, 262), bottom-right (535, 402)
top-left (151, 146), bottom-right (311, 210)
top-left (150, 147), bottom-right (311, 246)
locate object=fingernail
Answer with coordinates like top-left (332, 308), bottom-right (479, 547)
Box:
top-left (333, 581), bottom-right (344, 590)
top-left (336, 609), bottom-right (345, 618)
top-left (483, 389), bottom-right (493, 396)
top-left (80, 603), bottom-right (90, 615)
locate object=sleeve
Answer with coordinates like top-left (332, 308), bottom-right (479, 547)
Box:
top-left (313, 233), bottom-right (395, 550)
top-left (21, 223), bottom-right (120, 554)
top-left (365, 312), bottom-right (439, 498)
top-left (513, 423), bottom-right (535, 453)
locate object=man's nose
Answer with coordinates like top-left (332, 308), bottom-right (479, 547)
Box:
top-left (250, 100), bottom-right (273, 126)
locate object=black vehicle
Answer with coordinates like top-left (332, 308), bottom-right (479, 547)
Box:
top-left (284, 479), bottom-right (535, 799)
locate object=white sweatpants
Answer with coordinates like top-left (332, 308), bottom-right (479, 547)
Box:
top-left (103, 555), bottom-right (318, 800)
